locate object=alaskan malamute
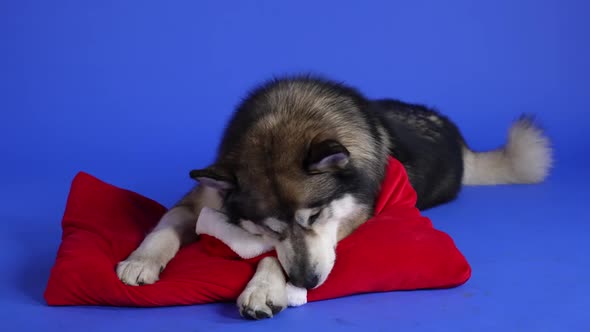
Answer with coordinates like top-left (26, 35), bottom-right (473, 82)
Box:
top-left (117, 75), bottom-right (552, 319)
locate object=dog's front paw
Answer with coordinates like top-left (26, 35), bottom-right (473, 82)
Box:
top-left (237, 279), bottom-right (288, 320)
top-left (116, 257), bottom-right (163, 286)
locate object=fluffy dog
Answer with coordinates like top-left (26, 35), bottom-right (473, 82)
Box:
top-left (117, 75), bottom-right (552, 319)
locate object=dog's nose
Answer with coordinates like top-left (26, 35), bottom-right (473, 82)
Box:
top-left (290, 272), bottom-right (320, 289)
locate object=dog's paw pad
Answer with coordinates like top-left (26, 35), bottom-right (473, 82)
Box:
top-left (266, 301), bottom-right (284, 315)
top-left (254, 310), bottom-right (271, 319)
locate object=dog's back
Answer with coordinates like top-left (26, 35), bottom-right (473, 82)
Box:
top-left (372, 98), bottom-right (552, 210)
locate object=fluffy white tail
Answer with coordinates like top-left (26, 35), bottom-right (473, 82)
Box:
top-left (462, 115), bottom-right (553, 185)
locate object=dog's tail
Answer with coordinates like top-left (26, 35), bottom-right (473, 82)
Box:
top-left (461, 115), bottom-right (553, 185)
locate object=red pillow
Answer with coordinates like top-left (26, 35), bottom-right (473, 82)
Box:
top-left (44, 157), bottom-right (471, 307)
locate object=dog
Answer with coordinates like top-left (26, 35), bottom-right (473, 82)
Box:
top-left (116, 75), bottom-right (552, 319)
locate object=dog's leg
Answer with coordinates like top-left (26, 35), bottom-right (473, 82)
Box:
top-left (117, 185), bottom-right (222, 286)
top-left (237, 257), bottom-right (288, 319)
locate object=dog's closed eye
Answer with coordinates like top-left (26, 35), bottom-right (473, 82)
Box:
top-left (308, 210), bottom-right (321, 225)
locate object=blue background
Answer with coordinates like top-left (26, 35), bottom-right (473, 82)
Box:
top-left (1, 1), bottom-right (588, 331)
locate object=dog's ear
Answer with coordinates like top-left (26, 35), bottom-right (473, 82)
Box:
top-left (189, 165), bottom-right (235, 190)
top-left (305, 139), bottom-right (350, 174)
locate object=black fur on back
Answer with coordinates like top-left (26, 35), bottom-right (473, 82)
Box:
top-left (368, 99), bottom-right (466, 209)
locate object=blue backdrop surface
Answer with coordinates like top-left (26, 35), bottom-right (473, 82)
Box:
top-left (1, 1), bottom-right (589, 331)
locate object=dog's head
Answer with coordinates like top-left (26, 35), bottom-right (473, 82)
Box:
top-left (191, 139), bottom-right (369, 289)
top-left (190, 77), bottom-right (386, 289)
